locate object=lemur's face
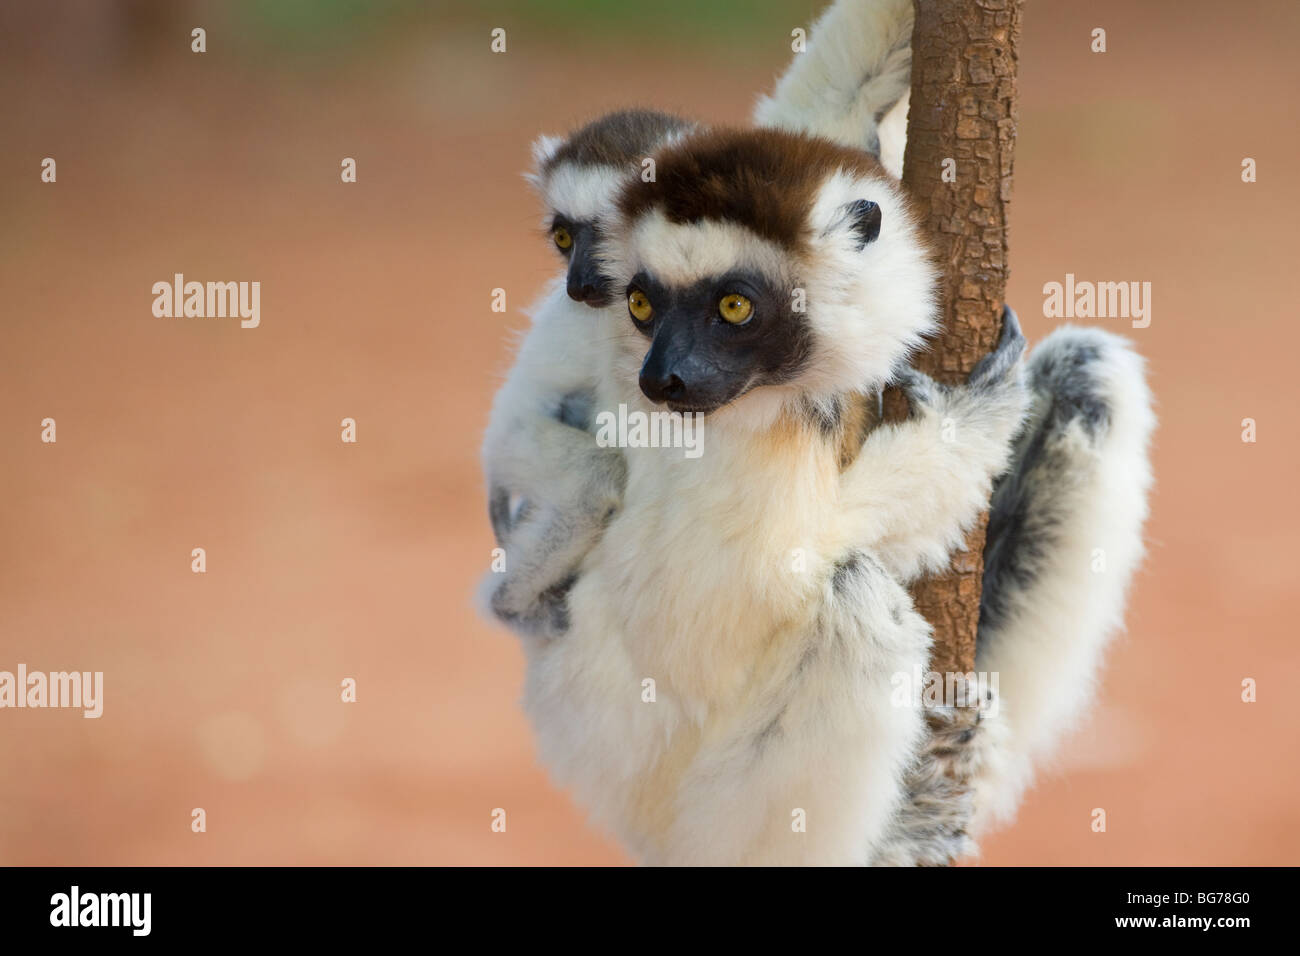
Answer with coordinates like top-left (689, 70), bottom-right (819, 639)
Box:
top-left (536, 159), bottom-right (632, 309)
top-left (623, 257), bottom-right (810, 415)
top-left (547, 213), bottom-right (611, 306)
top-left (530, 111), bottom-right (695, 309)
top-left (604, 128), bottom-right (938, 421)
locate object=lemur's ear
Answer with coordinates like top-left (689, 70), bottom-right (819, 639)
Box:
top-left (838, 199), bottom-right (882, 250)
top-left (530, 134), bottom-right (563, 168)
top-left (524, 134), bottom-right (563, 188)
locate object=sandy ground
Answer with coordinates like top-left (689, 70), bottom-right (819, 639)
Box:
top-left (1, 0), bottom-right (1298, 864)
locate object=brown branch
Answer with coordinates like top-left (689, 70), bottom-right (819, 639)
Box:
top-left (894, 0), bottom-right (1023, 681)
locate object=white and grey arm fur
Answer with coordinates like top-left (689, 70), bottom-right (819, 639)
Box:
top-left (752, 0), bottom-right (913, 160)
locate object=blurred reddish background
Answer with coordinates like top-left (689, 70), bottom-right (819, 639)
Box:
top-left (1, 0), bottom-right (1297, 865)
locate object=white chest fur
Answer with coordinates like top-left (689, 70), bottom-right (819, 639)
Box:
top-left (521, 379), bottom-right (845, 853)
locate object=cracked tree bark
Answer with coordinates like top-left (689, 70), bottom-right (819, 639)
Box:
top-left (892, 0), bottom-right (1023, 683)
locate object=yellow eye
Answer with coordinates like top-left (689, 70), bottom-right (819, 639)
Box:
top-left (628, 290), bottom-right (653, 322)
top-left (719, 294), bottom-right (753, 324)
top-left (553, 226), bottom-right (573, 250)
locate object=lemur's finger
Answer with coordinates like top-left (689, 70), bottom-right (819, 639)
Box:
top-left (995, 304), bottom-right (1027, 362)
top-left (891, 366), bottom-right (939, 416)
top-left (968, 304), bottom-right (1026, 387)
top-left (488, 487), bottom-right (513, 544)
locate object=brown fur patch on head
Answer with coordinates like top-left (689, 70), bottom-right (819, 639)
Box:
top-left (617, 127), bottom-right (889, 254)
top-left (544, 109), bottom-right (693, 175)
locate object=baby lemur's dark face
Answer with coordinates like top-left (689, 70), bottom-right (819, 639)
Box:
top-left (533, 109), bottom-right (697, 310)
top-left (549, 215), bottom-right (612, 307)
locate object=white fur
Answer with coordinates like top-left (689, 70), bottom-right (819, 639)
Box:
top-left (799, 169), bottom-right (936, 395)
top-left (530, 161), bottom-right (628, 226)
top-left (517, 340), bottom-right (1025, 865)
top-left (753, 0), bottom-right (914, 156)
top-left (481, 281), bottom-right (606, 490)
top-left (522, 368), bottom-right (936, 863)
top-left (530, 134), bottom-right (564, 170)
top-left (622, 210), bottom-right (792, 289)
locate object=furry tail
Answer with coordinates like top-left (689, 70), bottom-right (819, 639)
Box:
top-left (973, 326), bottom-right (1156, 829)
top-left (752, 0), bottom-right (913, 166)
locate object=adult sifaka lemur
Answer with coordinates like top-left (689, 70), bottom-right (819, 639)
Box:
top-left (480, 0), bottom-right (1154, 863)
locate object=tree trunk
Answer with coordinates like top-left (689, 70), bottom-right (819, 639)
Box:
top-left (894, 0), bottom-right (1023, 682)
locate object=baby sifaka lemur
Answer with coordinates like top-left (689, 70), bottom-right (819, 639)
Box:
top-left (481, 1), bottom-right (1154, 864)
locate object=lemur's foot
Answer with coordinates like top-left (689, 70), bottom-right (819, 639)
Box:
top-left (483, 440), bottom-right (626, 640)
top-left (482, 566), bottom-right (577, 640)
top-left (483, 495), bottom-right (614, 639)
top-left (483, 494), bottom-right (590, 640)
top-left (871, 678), bottom-right (1001, 866)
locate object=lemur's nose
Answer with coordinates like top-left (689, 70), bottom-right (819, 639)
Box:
top-left (639, 369), bottom-right (686, 404)
top-left (640, 317), bottom-right (700, 405)
top-left (567, 280), bottom-right (599, 303)
top-left (567, 253), bottom-right (608, 305)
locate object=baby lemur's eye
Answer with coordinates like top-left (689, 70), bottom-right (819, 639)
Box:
top-left (628, 290), bottom-right (653, 322)
top-left (553, 226), bottom-right (573, 251)
top-left (718, 294), bottom-right (753, 324)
